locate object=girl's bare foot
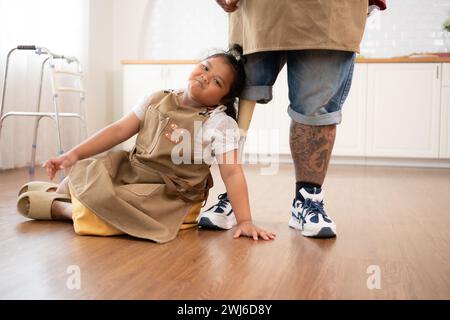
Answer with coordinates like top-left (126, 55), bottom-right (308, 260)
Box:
top-left (50, 200), bottom-right (73, 220)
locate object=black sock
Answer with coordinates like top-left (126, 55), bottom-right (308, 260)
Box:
top-left (295, 181), bottom-right (322, 201)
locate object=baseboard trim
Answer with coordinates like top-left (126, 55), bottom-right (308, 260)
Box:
top-left (242, 153), bottom-right (450, 169)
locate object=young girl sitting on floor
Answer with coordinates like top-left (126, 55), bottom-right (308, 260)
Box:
top-left (16, 45), bottom-right (276, 243)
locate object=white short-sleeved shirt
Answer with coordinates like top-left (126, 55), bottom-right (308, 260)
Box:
top-left (132, 93), bottom-right (240, 159)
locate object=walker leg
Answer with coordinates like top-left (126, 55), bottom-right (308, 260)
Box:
top-left (0, 112), bottom-right (4, 140)
top-left (0, 117), bottom-right (4, 145)
top-left (29, 59), bottom-right (48, 176)
top-left (29, 116), bottom-right (43, 175)
top-left (51, 93), bottom-right (65, 181)
top-left (0, 49), bottom-right (16, 142)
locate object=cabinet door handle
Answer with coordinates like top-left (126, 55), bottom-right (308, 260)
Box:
top-left (437, 65), bottom-right (440, 79)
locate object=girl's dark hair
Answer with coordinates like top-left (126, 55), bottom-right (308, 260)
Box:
top-left (206, 44), bottom-right (246, 121)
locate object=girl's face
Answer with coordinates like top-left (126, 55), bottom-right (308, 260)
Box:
top-left (186, 57), bottom-right (235, 107)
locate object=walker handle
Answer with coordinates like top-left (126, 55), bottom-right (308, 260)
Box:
top-left (17, 45), bottom-right (36, 50)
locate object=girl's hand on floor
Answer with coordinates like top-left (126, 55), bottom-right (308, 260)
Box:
top-left (42, 151), bottom-right (78, 180)
top-left (233, 221), bottom-right (276, 241)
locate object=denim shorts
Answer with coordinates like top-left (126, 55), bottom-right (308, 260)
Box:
top-left (241, 50), bottom-right (356, 126)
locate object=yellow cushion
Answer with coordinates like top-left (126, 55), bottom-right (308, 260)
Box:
top-left (69, 186), bottom-right (202, 236)
top-left (179, 202), bottom-right (202, 230)
top-left (70, 187), bottom-right (123, 236)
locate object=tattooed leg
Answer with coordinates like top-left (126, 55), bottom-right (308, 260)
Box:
top-left (289, 121), bottom-right (337, 185)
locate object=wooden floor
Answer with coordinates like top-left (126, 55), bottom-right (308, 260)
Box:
top-left (0, 163), bottom-right (449, 299)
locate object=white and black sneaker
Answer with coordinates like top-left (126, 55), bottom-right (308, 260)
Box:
top-left (198, 193), bottom-right (237, 230)
top-left (289, 187), bottom-right (336, 238)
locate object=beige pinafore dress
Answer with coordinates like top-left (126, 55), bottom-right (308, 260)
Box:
top-left (68, 90), bottom-right (213, 243)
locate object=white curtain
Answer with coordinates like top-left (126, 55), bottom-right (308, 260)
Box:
top-left (0, 0), bottom-right (88, 170)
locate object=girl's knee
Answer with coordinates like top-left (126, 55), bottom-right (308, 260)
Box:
top-left (56, 176), bottom-right (70, 194)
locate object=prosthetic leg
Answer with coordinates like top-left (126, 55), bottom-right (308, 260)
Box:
top-left (197, 99), bottom-right (257, 230)
top-left (237, 99), bottom-right (257, 154)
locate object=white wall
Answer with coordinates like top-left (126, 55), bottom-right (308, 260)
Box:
top-left (86, 0), bottom-right (114, 132)
top-left (111, 0), bottom-right (148, 125)
top-left (110, 0), bottom-right (450, 61)
top-left (110, 0), bottom-right (228, 122)
top-left (110, 0), bottom-right (450, 119)
top-left (362, 0), bottom-right (450, 57)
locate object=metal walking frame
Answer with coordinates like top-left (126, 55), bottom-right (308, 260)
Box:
top-left (0, 45), bottom-right (87, 175)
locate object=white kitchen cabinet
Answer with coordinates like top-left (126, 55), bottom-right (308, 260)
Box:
top-left (366, 63), bottom-right (441, 158)
top-left (245, 66), bottom-right (290, 156)
top-left (333, 64), bottom-right (368, 156)
top-left (440, 87), bottom-right (450, 158)
top-left (245, 64), bottom-right (367, 156)
top-left (246, 64), bottom-right (368, 157)
top-left (442, 63), bottom-right (450, 87)
top-left (122, 61), bottom-right (449, 164)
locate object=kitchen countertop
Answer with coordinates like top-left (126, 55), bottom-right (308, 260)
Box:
top-left (357, 54), bottom-right (450, 63)
top-left (121, 54), bottom-right (450, 64)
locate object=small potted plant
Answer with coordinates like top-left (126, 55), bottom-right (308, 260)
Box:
top-left (443, 15), bottom-right (450, 52)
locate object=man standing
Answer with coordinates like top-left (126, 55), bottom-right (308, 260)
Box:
top-left (199, 0), bottom-right (370, 238)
